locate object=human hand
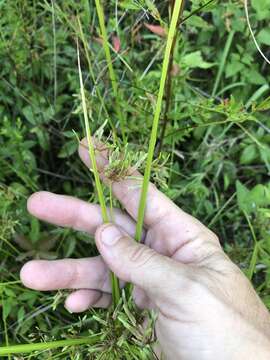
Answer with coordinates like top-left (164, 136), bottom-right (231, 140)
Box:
top-left (20, 139), bottom-right (270, 359)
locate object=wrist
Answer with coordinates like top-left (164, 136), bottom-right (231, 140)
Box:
top-left (237, 336), bottom-right (270, 359)
top-left (230, 321), bottom-right (270, 360)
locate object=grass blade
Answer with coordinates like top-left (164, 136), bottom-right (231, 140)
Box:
top-left (244, 211), bottom-right (259, 280)
top-left (212, 30), bottom-right (235, 97)
top-left (0, 335), bottom-right (101, 356)
top-left (245, 84), bottom-right (270, 109)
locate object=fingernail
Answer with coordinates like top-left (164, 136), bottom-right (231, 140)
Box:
top-left (100, 225), bottom-right (122, 246)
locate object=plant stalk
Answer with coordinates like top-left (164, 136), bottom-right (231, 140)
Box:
top-left (156, 0), bottom-right (185, 155)
top-left (135, 0), bottom-right (184, 242)
top-left (212, 30), bottom-right (235, 97)
top-left (77, 17), bottom-right (119, 145)
top-left (0, 335), bottom-right (101, 356)
top-left (94, 0), bottom-right (126, 143)
top-left (78, 45), bottom-right (120, 308)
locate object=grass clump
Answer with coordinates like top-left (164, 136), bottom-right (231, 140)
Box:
top-left (0, 294), bottom-right (156, 359)
top-left (85, 294), bottom-right (157, 359)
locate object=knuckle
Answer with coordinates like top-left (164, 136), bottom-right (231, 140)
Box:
top-left (121, 188), bottom-right (141, 216)
top-left (66, 264), bottom-right (79, 288)
top-left (197, 230), bottom-right (221, 255)
top-left (129, 244), bottom-right (157, 269)
top-left (200, 229), bottom-right (219, 243)
top-left (148, 182), bottom-right (158, 192)
top-left (209, 230), bottom-right (220, 244)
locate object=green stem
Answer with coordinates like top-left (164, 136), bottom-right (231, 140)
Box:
top-left (156, 0), bottom-right (184, 155)
top-left (0, 335), bottom-right (100, 356)
top-left (244, 211), bottom-right (259, 280)
top-left (1, 293), bottom-right (11, 360)
top-left (135, 0), bottom-right (184, 242)
top-left (94, 0), bottom-right (126, 143)
top-left (212, 30), bottom-right (235, 97)
top-left (77, 17), bottom-right (119, 145)
top-left (78, 45), bottom-right (120, 308)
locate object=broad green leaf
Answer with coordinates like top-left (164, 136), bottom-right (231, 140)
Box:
top-left (226, 56), bottom-right (244, 78)
top-left (251, 0), bottom-right (270, 20)
top-left (22, 106), bottom-right (36, 125)
top-left (240, 144), bottom-right (257, 164)
top-left (182, 51), bottom-right (214, 69)
top-left (185, 13), bottom-right (210, 29)
top-left (247, 68), bottom-right (266, 85)
top-left (236, 180), bottom-right (252, 213)
top-left (17, 306), bottom-right (25, 323)
top-left (250, 184), bottom-right (270, 207)
top-left (3, 301), bottom-right (12, 321)
top-left (63, 236), bottom-right (76, 257)
top-left (259, 146), bottom-right (270, 172)
top-left (58, 140), bottom-right (78, 158)
top-left (257, 28), bottom-right (270, 45)
top-left (31, 127), bottom-right (50, 151)
top-left (236, 181), bottom-right (270, 213)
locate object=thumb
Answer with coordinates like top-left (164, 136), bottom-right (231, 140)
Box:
top-left (95, 224), bottom-right (187, 301)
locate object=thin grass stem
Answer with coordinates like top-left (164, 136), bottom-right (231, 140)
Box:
top-left (78, 45), bottom-right (120, 308)
top-left (135, 0), bottom-right (184, 242)
top-left (156, 0), bottom-right (185, 155)
top-left (77, 17), bottom-right (119, 145)
top-left (243, 211), bottom-right (259, 280)
top-left (212, 30), bottom-right (235, 97)
top-left (51, 0), bottom-right (57, 107)
top-left (94, 0), bottom-right (126, 142)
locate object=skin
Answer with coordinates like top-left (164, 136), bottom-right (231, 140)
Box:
top-left (20, 139), bottom-right (270, 359)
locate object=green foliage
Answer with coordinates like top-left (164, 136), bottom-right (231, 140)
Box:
top-left (0, 0), bottom-right (270, 357)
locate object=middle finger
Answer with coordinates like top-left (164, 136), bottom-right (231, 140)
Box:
top-left (20, 256), bottom-right (110, 292)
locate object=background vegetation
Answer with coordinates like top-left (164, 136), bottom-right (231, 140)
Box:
top-left (0, 0), bottom-right (270, 358)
